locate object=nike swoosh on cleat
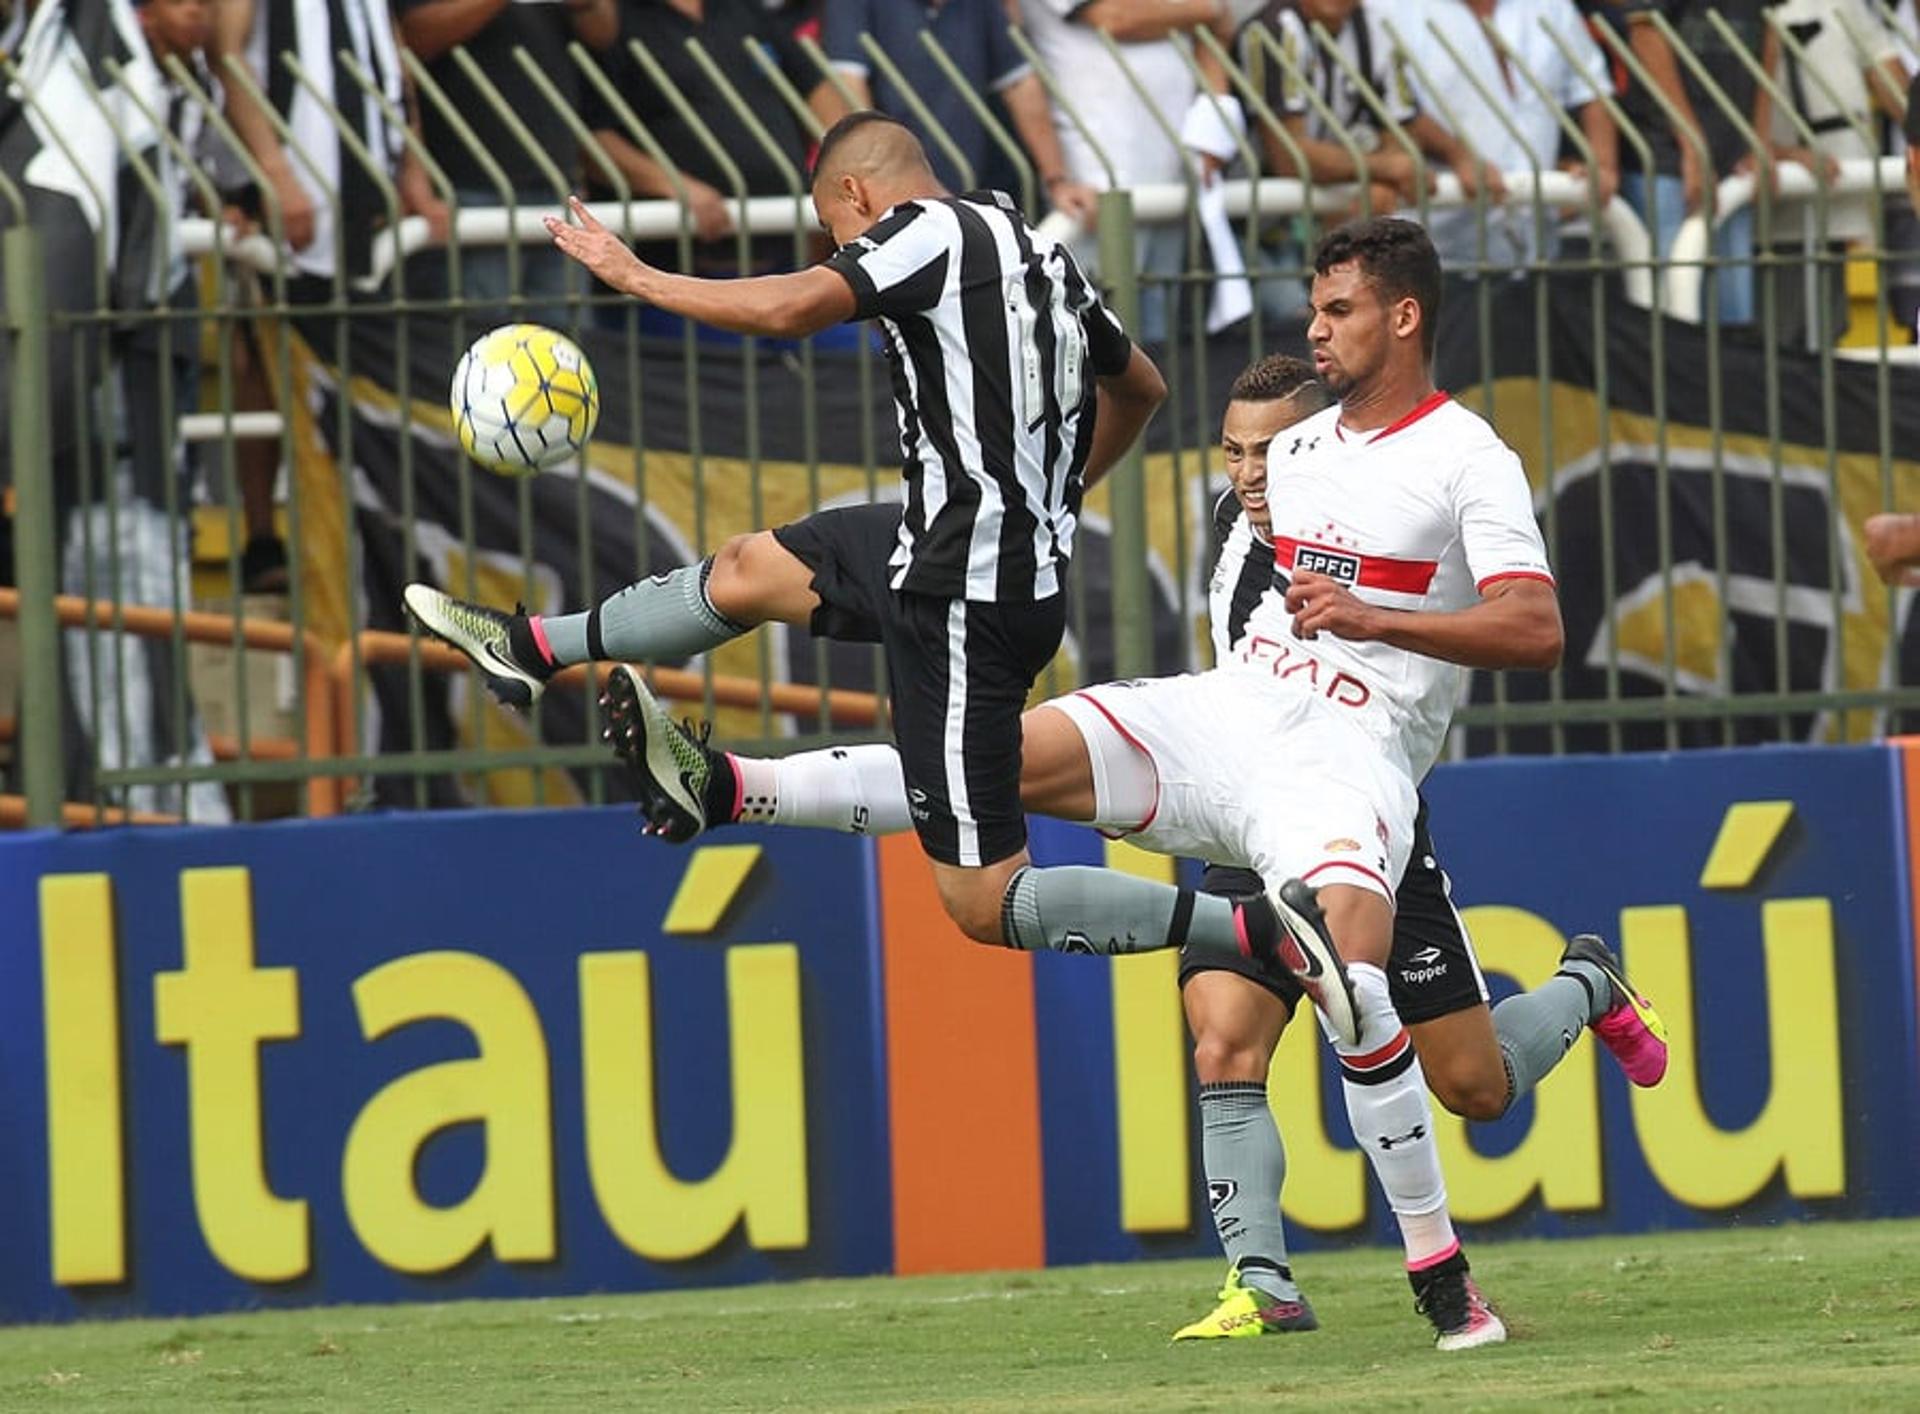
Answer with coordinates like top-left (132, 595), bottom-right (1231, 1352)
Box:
top-left (478, 640), bottom-right (525, 677)
top-left (675, 769), bottom-right (701, 813)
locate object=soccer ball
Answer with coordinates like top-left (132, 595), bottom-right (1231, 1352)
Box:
top-left (450, 323), bottom-right (600, 475)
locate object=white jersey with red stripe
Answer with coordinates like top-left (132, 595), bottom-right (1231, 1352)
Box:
top-left (1230, 391), bottom-right (1552, 781)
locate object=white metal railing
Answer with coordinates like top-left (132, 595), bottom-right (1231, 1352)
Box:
top-left (178, 169), bottom-right (1656, 302)
top-left (1665, 156), bottom-right (1906, 323)
top-left (174, 158), bottom-right (1910, 329)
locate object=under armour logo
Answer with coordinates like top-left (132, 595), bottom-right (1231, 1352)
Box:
top-left (1289, 435), bottom-right (1322, 456)
top-left (1378, 1124), bottom-right (1427, 1151)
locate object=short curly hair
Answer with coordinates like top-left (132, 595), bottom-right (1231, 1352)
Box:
top-left (1313, 217), bottom-right (1442, 361)
top-left (1227, 353), bottom-right (1327, 410)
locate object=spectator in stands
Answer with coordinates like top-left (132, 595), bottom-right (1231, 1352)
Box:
top-left (397, 0), bottom-right (618, 324)
top-left (214, 0), bottom-right (446, 296)
top-left (213, 0), bottom-right (447, 589)
top-left (1757, 0), bottom-right (1911, 341)
top-left (50, 0), bottom-right (233, 819)
top-left (1385, 0), bottom-right (1618, 274)
top-left (1018, 0), bottom-right (1243, 343)
top-left (820, 0), bottom-right (1098, 223)
top-left (582, 0), bottom-right (847, 275)
top-left (1598, 0), bottom-right (1770, 324)
top-left (1239, 0), bottom-right (1502, 318)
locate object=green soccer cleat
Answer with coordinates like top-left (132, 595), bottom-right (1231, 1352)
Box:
top-left (600, 663), bottom-right (726, 843)
top-left (1171, 1263), bottom-right (1318, 1340)
top-left (403, 583), bottom-right (555, 710)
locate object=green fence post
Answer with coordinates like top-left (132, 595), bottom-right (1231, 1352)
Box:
top-left (7, 224), bottom-right (61, 826)
top-left (1097, 189), bottom-right (1153, 681)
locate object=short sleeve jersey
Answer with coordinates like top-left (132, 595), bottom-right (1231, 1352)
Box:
top-left (1233, 394), bottom-right (1552, 781)
top-left (823, 191), bottom-right (1133, 602)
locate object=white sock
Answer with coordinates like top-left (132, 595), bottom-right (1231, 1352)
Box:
top-left (732, 745), bottom-right (912, 834)
top-left (1336, 961), bottom-right (1458, 1268)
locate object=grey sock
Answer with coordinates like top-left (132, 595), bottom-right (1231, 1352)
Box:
top-left (999, 864), bottom-right (1234, 954)
top-left (538, 559), bottom-right (746, 666)
top-left (1492, 970), bottom-right (1601, 1111)
top-left (1199, 1081), bottom-right (1298, 1301)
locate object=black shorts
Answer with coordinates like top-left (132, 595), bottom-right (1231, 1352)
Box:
top-left (773, 504), bottom-right (1065, 867)
top-left (1179, 799), bottom-right (1488, 1026)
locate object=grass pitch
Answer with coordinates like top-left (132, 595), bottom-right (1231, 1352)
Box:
top-left (2, 1220), bottom-right (1917, 1411)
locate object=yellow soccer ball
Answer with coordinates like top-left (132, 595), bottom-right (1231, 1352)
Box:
top-left (450, 323), bottom-right (600, 475)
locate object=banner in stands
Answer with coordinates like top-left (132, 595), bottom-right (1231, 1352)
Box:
top-left (1434, 278), bottom-right (1920, 753)
top-left (4, 741), bottom-right (1917, 1320)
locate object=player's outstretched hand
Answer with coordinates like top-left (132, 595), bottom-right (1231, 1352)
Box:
top-left (1286, 569), bottom-right (1378, 641)
top-left (547, 195), bottom-right (650, 296)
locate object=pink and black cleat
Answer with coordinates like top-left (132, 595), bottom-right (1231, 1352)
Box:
top-left (1563, 933), bottom-right (1669, 1087)
top-left (1409, 1248), bottom-right (1507, 1352)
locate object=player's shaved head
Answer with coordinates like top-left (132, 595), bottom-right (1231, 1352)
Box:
top-left (813, 111), bottom-right (935, 191)
top-left (811, 111), bottom-right (945, 247)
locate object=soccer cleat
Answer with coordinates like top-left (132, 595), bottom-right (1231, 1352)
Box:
top-left (1563, 933), bottom-right (1669, 1087)
top-left (1171, 1264), bottom-right (1318, 1340)
top-left (600, 663), bottom-right (724, 843)
top-left (1262, 879), bottom-right (1362, 1049)
top-left (1409, 1250), bottom-right (1507, 1352)
top-left (403, 583), bottom-right (554, 709)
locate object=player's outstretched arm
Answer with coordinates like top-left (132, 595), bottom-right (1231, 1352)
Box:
top-left (1082, 345), bottom-right (1168, 490)
top-left (546, 196), bottom-right (856, 339)
top-left (1286, 572), bottom-right (1563, 671)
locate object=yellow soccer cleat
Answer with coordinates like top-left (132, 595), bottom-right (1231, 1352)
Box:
top-left (1171, 1263), bottom-right (1319, 1340)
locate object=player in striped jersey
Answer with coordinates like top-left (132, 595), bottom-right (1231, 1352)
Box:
top-left (406, 111), bottom-right (1199, 958)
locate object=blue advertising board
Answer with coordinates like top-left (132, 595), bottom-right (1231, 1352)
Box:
top-left (2, 743), bottom-right (1915, 1320)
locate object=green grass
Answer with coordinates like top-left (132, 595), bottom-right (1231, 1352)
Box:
top-left (2, 1221), bottom-right (1917, 1411)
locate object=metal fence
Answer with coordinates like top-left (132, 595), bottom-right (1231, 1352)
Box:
top-left (2, 6), bottom-right (1917, 827)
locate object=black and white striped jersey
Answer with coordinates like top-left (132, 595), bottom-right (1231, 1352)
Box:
top-left (1207, 486), bottom-right (1284, 663)
top-left (1246, 3), bottom-right (1417, 148)
top-left (825, 190), bottom-right (1134, 603)
top-left (247, 0), bottom-right (406, 282)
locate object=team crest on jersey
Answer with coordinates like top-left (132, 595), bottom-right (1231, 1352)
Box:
top-left (1293, 545), bottom-right (1360, 584)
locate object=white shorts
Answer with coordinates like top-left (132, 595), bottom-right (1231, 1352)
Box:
top-left (1051, 670), bottom-right (1417, 904)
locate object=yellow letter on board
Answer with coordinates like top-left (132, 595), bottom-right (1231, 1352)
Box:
top-left (582, 945), bottom-right (808, 1259)
top-left (41, 874), bottom-right (126, 1285)
top-left (342, 952), bottom-right (555, 1273)
top-left (155, 867), bottom-right (308, 1282)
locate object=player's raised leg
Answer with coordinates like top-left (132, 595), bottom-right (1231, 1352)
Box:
top-left (1413, 932), bottom-right (1668, 1119)
top-left (402, 528), bottom-right (820, 710)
